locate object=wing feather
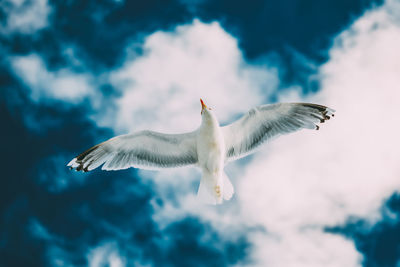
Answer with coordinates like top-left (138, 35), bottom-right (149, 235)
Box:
top-left (68, 130), bottom-right (198, 171)
top-left (222, 103), bottom-right (335, 161)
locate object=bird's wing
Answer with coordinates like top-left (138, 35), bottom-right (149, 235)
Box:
top-left (67, 130), bottom-right (198, 171)
top-left (222, 103), bottom-right (335, 161)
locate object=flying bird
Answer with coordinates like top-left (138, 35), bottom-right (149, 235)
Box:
top-left (68, 99), bottom-right (335, 204)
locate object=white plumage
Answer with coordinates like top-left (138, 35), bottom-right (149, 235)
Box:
top-left (68, 100), bottom-right (335, 204)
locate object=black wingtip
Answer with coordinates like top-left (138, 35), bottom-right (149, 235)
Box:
top-left (69, 143), bottom-right (104, 172)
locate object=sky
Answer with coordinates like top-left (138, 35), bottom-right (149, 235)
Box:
top-left (1, 0), bottom-right (400, 266)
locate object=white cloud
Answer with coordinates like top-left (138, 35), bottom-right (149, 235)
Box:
top-left (251, 230), bottom-right (362, 267)
top-left (0, 0), bottom-right (51, 34)
top-left (87, 242), bottom-right (126, 267)
top-left (108, 19), bottom-right (278, 133)
top-left (239, 0), bottom-right (400, 230)
top-left (234, 0), bottom-right (400, 266)
top-left (11, 54), bottom-right (93, 104)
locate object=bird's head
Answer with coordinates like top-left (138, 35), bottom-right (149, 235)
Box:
top-left (200, 98), bottom-right (212, 115)
top-left (200, 99), bottom-right (218, 125)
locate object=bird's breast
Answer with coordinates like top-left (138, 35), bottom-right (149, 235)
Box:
top-left (197, 125), bottom-right (225, 172)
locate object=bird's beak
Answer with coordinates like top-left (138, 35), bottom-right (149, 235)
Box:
top-left (200, 98), bottom-right (207, 111)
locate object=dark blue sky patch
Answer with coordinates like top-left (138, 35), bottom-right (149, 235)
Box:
top-left (0, 197), bottom-right (48, 267)
top-left (326, 193), bottom-right (400, 267)
top-left (195, 0), bottom-right (384, 60)
top-left (6, 31), bottom-right (67, 70)
top-left (151, 217), bottom-right (252, 267)
top-left (47, 0), bottom-right (195, 71)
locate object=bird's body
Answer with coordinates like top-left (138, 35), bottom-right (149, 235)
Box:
top-left (68, 100), bottom-right (335, 204)
top-left (196, 105), bottom-right (231, 204)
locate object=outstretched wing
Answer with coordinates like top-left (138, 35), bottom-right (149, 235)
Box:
top-left (222, 103), bottom-right (335, 161)
top-left (67, 130), bottom-right (198, 171)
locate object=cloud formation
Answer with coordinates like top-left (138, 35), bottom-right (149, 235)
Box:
top-left (11, 54), bottom-right (93, 103)
top-left (108, 19), bottom-right (278, 134)
top-left (0, 0), bottom-right (51, 34)
top-left (236, 1), bottom-right (400, 266)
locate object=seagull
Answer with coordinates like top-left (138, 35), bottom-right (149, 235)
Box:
top-left (68, 99), bottom-right (335, 204)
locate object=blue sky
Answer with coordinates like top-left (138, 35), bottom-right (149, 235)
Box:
top-left (1, 0), bottom-right (400, 266)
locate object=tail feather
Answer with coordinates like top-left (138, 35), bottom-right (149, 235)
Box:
top-left (197, 175), bottom-right (218, 205)
top-left (222, 172), bottom-right (234, 201)
top-left (197, 172), bottom-right (234, 205)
